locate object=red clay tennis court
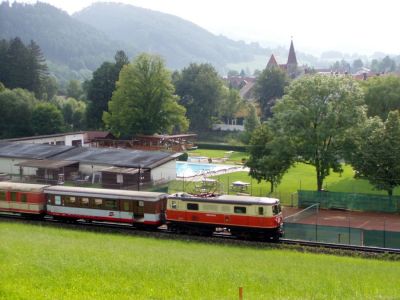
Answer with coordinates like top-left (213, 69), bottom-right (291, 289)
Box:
top-left (283, 206), bottom-right (400, 232)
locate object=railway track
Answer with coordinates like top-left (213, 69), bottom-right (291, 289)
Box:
top-left (1, 213), bottom-right (399, 257)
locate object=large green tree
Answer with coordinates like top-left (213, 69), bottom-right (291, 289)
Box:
top-left (0, 38), bottom-right (49, 99)
top-left (254, 67), bottom-right (289, 120)
top-left (174, 63), bottom-right (224, 131)
top-left (103, 53), bottom-right (189, 137)
top-left (86, 50), bottom-right (129, 129)
top-left (347, 111), bottom-right (400, 196)
top-left (32, 102), bottom-right (64, 135)
top-left (219, 87), bottom-right (244, 125)
top-left (53, 96), bottom-right (86, 130)
top-left (272, 75), bottom-right (365, 191)
top-left (246, 123), bottom-right (293, 193)
top-left (242, 102), bottom-right (260, 144)
top-left (0, 88), bottom-right (36, 138)
top-left (363, 75), bottom-right (400, 120)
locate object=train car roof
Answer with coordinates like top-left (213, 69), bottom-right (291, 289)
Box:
top-left (44, 186), bottom-right (168, 202)
top-left (0, 182), bottom-right (50, 192)
top-left (169, 193), bottom-right (279, 205)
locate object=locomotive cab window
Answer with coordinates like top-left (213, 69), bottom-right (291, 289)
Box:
top-left (273, 204), bottom-right (281, 215)
top-left (234, 206), bottom-right (246, 214)
top-left (171, 201), bottom-right (177, 209)
top-left (187, 203), bottom-right (199, 211)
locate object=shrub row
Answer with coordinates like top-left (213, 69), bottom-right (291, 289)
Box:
top-left (196, 142), bottom-right (247, 152)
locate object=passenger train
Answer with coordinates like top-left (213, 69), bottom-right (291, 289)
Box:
top-left (0, 182), bottom-right (283, 240)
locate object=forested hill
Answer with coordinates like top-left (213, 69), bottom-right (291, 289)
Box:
top-left (0, 2), bottom-right (131, 74)
top-left (0, 1), bottom-right (269, 81)
top-left (73, 2), bottom-right (267, 71)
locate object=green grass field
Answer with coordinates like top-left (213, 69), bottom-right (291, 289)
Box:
top-left (0, 222), bottom-right (399, 300)
top-left (170, 162), bottom-right (400, 205)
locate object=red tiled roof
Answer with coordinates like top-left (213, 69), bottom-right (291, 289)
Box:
top-left (267, 54), bottom-right (279, 68)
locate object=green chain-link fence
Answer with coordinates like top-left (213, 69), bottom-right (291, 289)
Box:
top-left (298, 190), bottom-right (400, 213)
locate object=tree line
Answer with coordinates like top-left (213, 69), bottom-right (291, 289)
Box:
top-left (2, 36), bottom-right (400, 196)
top-left (247, 68), bottom-right (400, 197)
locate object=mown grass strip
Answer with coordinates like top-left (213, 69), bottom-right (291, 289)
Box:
top-left (1, 222), bottom-right (399, 300)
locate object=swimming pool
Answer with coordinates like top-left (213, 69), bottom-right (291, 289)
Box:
top-left (176, 162), bottom-right (231, 177)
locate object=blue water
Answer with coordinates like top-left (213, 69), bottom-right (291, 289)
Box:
top-left (176, 162), bottom-right (226, 177)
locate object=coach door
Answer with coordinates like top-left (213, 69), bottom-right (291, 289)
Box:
top-left (133, 200), bottom-right (144, 219)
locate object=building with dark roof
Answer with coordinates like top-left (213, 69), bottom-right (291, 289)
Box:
top-left (0, 142), bottom-right (178, 185)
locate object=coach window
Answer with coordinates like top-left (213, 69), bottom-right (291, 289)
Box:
top-left (81, 197), bottom-right (89, 207)
top-left (21, 194), bottom-right (27, 203)
top-left (187, 203), bottom-right (199, 211)
top-left (69, 197), bottom-right (76, 206)
top-left (234, 206), bottom-right (246, 214)
top-left (258, 207), bottom-right (264, 215)
top-left (0, 191), bottom-right (6, 200)
top-left (104, 199), bottom-right (117, 210)
top-left (94, 198), bottom-right (103, 208)
top-left (122, 201), bottom-right (130, 211)
top-left (10, 192), bottom-right (17, 202)
top-left (55, 195), bottom-right (61, 205)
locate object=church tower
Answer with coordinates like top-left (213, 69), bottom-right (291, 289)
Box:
top-left (286, 39), bottom-right (298, 78)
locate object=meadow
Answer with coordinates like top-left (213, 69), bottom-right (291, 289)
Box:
top-left (171, 161), bottom-right (400, 205)
top-left (1, 222), bottom-right (399, 300)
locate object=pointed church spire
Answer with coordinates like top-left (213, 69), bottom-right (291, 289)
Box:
top-left (267, 54), bottom-right (278, 69)
top-left (287, 39), bottom-right (298, 66)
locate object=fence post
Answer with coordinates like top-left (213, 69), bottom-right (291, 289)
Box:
top-left (315, 205), bottom-right (319, 242)
top-left (239, 287), bottom-right (243, 300)
top-left (384, 218), bottom-right (386, 248)
top-left (348, 212), bottom-right (351, 245)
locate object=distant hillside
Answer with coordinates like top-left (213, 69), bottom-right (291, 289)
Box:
top-left (73, 2), bottom-right (267, 71)
top-left (0, 2), bottom-right (133, 83)
top-left (1, 1), bottom-right (320, 82)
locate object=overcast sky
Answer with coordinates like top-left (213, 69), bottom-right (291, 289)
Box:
top-left (5, 0), bottom-right (400, 55)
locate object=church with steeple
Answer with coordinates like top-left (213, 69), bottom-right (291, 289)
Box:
top-left (266, 39), bottom-right (299, 78)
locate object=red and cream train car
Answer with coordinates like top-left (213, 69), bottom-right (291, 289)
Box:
top-left (0, 182), bottom-right (49, 215)
top-left (45, 186), bottom-right (168, 226)
top-left (166, 193), bottom-right (283, 240)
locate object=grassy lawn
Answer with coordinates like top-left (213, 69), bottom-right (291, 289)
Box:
top-left (170, 162), bottom-right (400, 205)
top-left (0, 222), bottom-right (399, 300)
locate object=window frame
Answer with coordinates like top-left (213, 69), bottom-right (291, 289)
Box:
top-left (187, 203), bottom-right (199, 211)
top-left (234, 206), bottom-right (247, 214)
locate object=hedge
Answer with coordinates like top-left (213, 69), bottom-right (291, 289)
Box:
top-left (195, 142), bottom-right (247, 152)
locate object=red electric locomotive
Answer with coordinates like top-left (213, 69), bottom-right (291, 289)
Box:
top-left (0, 182), bottom-right (284, 241)
top-left (166, 193), bottom-right (283, 240)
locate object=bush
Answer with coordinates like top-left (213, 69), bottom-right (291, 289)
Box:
top-left (177, 152), bottom-right (188, 161)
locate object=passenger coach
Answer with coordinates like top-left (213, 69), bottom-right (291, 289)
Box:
top-left (45, 186), bottom-right (168, 226)
top-left (167, 193), bottom-right (283, 239)
top-left (0, 182), bottom-right (49, 215)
